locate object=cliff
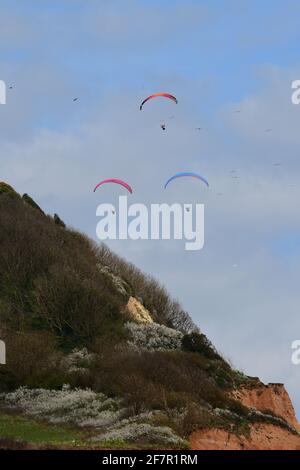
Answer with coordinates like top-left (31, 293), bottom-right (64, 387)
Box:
top-left (234, 382), bottom-right (299, 430)
top-left (190, 382), bottom-right (300, 450)
top-left (190, 424), bottom-right (300, 450)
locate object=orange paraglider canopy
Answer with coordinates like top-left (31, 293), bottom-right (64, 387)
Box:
top-left (140, 93), bottom-right (177, 110)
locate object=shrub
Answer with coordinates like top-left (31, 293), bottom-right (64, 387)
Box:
top-left (61, 348), bottom-right (95, 374)
top-left (95, 423), bottom-right (187, 447)
top-left (22, 194), bottom-right (45, 215)
top-left (1, 386), bottom-right (123, 429)
top-left (0, 331), bottom-right (63, 390)
top-left (53, 213), bottom-right (65, 228)
top-left (182, 332), bottom-right (221, 360)
top-left (92, 348), bottom-right (230, 414)
top-left (0, 192), bottom-right (126, 349)
top-left (0, 182), bottom-right (19, 197)
top-left (126, 322), bottom-right (183, 351)
top-left (180, 403), bottom-right (217, 436)
top-left (96, 265), bottom-right (132, 301)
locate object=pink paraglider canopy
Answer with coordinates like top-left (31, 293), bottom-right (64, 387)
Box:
top-left (93, 179), bottom-right (133, 194)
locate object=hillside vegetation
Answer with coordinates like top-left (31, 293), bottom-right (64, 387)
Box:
top-left (0, 182), bottom-right (294, 449)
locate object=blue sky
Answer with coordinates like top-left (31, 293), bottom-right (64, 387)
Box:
top-left (1, 0), bottom-right (300, 415)
top-left (2, 0), bottom-right (300, 112)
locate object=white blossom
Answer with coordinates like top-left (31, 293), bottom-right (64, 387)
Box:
top-left (0, 386), bottom-right (187, 445)
top-left (94, 422), bottom-right (187, 447)
top-left (126, 322), bottom-right (183, 351)
top-left (0, 386), bottom-right (122, 429)
top-left (61, 348), bottom-right (95, 374)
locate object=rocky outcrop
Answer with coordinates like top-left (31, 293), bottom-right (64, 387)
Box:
top-left (122, 296), bottom-right (153, 324)
top-left (233, 382), bottom-right (299, 430)
top-left (190, 424), bottom-right (300, 450)
top-left (190, 382), bottom-right (300, 450)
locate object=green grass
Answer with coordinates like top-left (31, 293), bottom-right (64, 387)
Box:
top-left (0, 413), bottom-right (189, 449)
top-left (0, 413), bottom-right (85, 447)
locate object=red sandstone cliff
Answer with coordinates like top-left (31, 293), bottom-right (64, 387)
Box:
top-left (190, 382), bottom-right (300, 450)
top-left (234, 382), bottom-right (299, 430)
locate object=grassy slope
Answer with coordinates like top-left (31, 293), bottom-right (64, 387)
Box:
top-left (0, 413), bottom-right (85, 448)
top-left (0, 412), bottom-right (186, 450)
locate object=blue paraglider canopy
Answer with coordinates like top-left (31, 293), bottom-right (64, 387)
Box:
top-left (164, 172), bottom-right (209, 189)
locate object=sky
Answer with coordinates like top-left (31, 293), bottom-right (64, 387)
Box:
top-left (0, 0), bottom-right (300, 415)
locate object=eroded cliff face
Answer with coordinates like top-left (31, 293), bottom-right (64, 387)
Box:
top-left (234, 382), bottom-right (299, 430)
top-left (121, 296), bottom-right (154, 324)
top-left (190, 424), bottom-right (300, 450)
top-left (190, 382), bottom-right (300, 450)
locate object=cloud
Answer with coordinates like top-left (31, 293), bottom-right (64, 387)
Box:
top-left (89, 0), bottom-right (212, 51)
top-left (0, 9), bottom-right (33, 45)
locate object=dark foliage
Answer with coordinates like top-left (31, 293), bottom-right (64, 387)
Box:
top-left (53, 213), bottom-right (66, 228)
top-left (182, 332), bottom-right (222, 360)
top-left (0, 192), bottom-right (125, 347)
top-left (22, 194), bottom-right (45, 215)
